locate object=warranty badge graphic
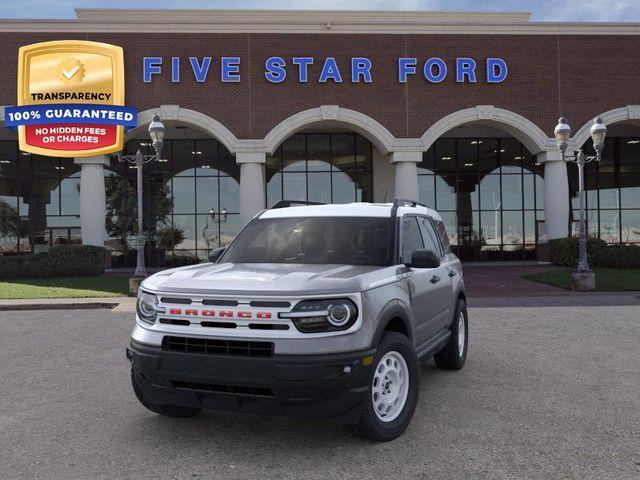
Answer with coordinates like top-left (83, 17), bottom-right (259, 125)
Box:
top-left (5, 40), bottom-right (137, 157)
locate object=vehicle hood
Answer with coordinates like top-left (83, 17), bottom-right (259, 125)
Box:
top-left (142, 262), bottom-right (395, 296)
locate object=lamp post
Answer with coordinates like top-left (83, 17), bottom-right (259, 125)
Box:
top-left (117, 113), bottom-right (165, 277)
top-left (553, 116), bottom-right (607, 287)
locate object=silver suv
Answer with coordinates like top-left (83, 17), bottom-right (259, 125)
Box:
top-left (127, 200), bottom-right (468, 441)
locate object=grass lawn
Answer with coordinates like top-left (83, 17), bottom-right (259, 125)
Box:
top-left (526, 268), bottom-right (640, 291)
top-left (0, 275), bottom-right (130, 299)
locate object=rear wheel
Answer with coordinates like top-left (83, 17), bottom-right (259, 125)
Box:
top-left (131, 368), bottom-right (201, 418)
top-left (434, 298), bottom-right (468, 370)
top-left (347, 332), bottom-right (419, 442)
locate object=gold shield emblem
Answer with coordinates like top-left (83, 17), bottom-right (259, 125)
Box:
top-left (16, 40), bottom-right (125, 157)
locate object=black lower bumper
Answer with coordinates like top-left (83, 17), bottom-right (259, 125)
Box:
top-left (127, 340), bottom-right (376, 424)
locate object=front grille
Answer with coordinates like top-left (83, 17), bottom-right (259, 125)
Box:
top-left (171, 380), bottom-right (274, 397)
top-left (162, 336), bottom-right (273, 358)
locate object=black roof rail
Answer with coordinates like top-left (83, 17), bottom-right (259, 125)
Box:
top-left (270, 200), bottom-right (325, 209)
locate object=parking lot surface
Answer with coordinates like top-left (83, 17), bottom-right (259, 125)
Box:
top-left (1, 305), bottom-right (639, 480)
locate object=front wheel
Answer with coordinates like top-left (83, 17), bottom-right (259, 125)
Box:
top-left (347, 332), bottom-right (419, 442)
top-left (434, 298), bottom-right (468, 370)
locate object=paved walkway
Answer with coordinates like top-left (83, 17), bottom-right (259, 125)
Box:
top-left (463, 264), bottom-right (566, 297)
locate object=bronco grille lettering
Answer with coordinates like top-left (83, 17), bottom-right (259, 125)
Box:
top-left (163, 307), bottom-right (274, 320)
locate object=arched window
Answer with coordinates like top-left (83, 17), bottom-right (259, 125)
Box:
top-left (266, 133), bottom-right (373, 207)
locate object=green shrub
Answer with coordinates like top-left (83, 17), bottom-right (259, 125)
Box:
top-left (550, 237), bottom-right (640, 268)
top-left (0, 245), bottom-right (106, 279)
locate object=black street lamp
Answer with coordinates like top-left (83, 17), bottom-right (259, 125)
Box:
top-left (117, 113), bottom-right (165, 277)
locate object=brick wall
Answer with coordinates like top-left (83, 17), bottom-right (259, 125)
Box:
top-left (0, 32), bottom-right (638, 140)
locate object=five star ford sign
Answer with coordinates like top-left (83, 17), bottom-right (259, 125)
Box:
top-left (4, 40), bottom-right (137, 158)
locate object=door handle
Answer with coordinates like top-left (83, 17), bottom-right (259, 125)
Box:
top-left (448, 269), bottom-right (457, 277)
top-left (430, 275), bottom-right (441, 284)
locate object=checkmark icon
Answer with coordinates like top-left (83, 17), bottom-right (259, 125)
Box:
top-left (62, 64), bottom-right (80, 79)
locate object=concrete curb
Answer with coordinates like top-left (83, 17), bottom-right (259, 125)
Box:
top-left (0, 302), bottom-right (120, 311)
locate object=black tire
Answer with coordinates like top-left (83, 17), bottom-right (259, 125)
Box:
top-left (347, 332), bottom-right (420, 442)
top-left (434, 298), bottom-right (468, 370)
top-left (131, 368), bottom-right (201, 418)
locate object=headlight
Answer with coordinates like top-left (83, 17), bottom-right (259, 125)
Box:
top-left (136, 290), bottom-right (163, 324)
top-left (280, 298), bottom-right (358, 333)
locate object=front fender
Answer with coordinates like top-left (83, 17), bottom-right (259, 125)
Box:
top-left (369, 299), bottom-right (413, 349)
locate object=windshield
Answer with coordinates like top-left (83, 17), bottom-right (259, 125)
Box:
top-left (220, 216), bottom-right (394, 266)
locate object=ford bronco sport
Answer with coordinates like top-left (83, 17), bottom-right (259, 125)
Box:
top-left (127, 199), bottom-right (468, 441)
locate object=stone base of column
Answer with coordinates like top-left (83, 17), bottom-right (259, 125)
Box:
top-left (571, 271), bottom-right (596, 291)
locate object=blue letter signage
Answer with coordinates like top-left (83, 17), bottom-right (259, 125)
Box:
top-left (142, 56), bottom-right (508, 84)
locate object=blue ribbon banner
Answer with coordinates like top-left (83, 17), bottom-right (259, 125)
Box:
top-left (4, 104), bottom-right (138, 128)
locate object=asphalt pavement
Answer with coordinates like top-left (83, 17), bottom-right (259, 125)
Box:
top-left (1, 305), bottom-right (639, 480)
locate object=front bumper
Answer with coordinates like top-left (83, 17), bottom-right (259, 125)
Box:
top-left (128, 339), bottom-right (376, 424)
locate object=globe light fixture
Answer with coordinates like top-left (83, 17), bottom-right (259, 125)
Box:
top-left (590, 116), bottom-right (607, 154)
top-left (554, 117), bottom-right (571, 154)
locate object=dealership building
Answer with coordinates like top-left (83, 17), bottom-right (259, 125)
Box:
top-left (0, 9), bottom-right (639, 265)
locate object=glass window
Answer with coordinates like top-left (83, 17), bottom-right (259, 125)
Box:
top-left (401, 216), bottom-right (424, 264)
top-left (221, 217), bottom-right (393, 266)
top-left (60, 177), bottom-right (80, 215)
top-left (435, 176), bottom-right (456, 211)
top-left (330, 134), bottom-right (354, 171)
top-left (172, 177), bottom-right (195, 214)
top-left (172, 140), bottom-right (195, 176)
top-left (282, 135), bottom-right (305, 172)
top-left (620, 174), bottom-right (640, 209)
top-left (500, 138), bottom-right (523, 174)
top-left (418, 175), bottom-right (435, 207)
top-left (266, 133), bottom-right (372, 206)
top-left (308, 172), bottom-right (332, 203)
top-left (479, 175), bottom-right (501, 211)
top-left (457, 138), bottom-right (478, 173)
top-left (418, 217), bottom-right (442, 256)
top-left (478, 139), bottom-right (499, 174)
top-left (434, 139), bottom-right (456, 176)
top-left (307, 134), bottom-right (331, 171)
top-left (501, 175), bottom-right (523, 210)
top-left (196, 177), bottom-right (219, 214)
top-left (434, 219), bottom-right (451, 253)
top-left (282, 173), bottom-right (307, 201)
top-left (621, 210), bottom-right (640, 243)
top-left (331, 171), bottom-right (354, 204)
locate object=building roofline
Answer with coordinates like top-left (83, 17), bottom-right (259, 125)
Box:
top-left (0, 9), bottom-right (638, 35)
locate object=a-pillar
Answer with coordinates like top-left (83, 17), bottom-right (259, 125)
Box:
top-left (74, 155), bottom-right (109, 246)
top-left (538, 151), bottom-right (569, 239)
top-left (391, 151), bottom-right (421, 201)
top-left (237, 151), bottom-right (266, 223)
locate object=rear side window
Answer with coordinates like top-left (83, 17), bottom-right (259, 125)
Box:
top-left (435, 220), bottom-right (451, 254)
top-left (418, 217), bottom-right (442, 257)
top-left (401, 216), bottom-right (424, 264)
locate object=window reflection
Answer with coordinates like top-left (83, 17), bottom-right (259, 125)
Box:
top-left (419, 137), bottom-right (543, 260)
top-left (266, 133), bottom-right (372, 206)
top-left (569, 137), bottom-right (640, 245)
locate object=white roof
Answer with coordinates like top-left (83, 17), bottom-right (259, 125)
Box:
top-left (259, 202), bottom-right (442, 221)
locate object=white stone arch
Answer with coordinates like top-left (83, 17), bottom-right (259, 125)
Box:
top-left (263, 105), bottom-right (396, 155)
top-left (572, 105), bottom-right (640, 148)
top-left (420, 105), bottom-right (553, 154)
top-left (127, 105), bottom-right (239, 154)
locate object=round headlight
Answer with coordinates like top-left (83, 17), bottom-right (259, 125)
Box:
top-left (327, 303), bottom-right (351, 327)
top-left (137, 291), bottom-right (159, 324)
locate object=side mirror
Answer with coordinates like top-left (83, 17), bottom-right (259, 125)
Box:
top-left (408, 249), bottom-right (440, 269)
top-left (208, 247), bottom-right (226, 263)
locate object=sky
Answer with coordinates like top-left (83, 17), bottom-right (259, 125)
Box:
top-left (1, 0), bottom-right (639, 22)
